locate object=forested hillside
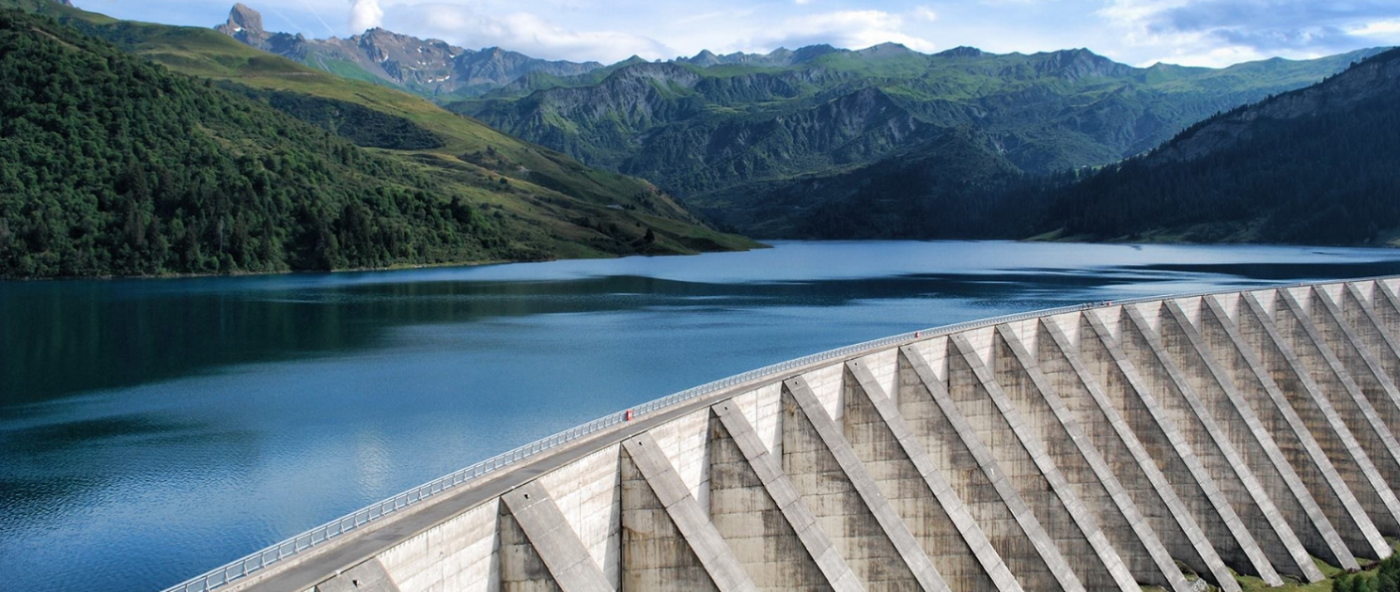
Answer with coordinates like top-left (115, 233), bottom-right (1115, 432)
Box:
top-left (0, 10), bottom-right (508, 277)
top-left (1034, 47), bottom-right (1400, 245)
top-left (0, 2), bottom-right (757, 278)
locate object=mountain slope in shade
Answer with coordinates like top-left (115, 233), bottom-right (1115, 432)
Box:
top-left (213, 3), bottom-right (602, 100)
top-left (1035, 47), bottom-right (1400, 245)
top-left (727, 128), bottom-right (1032, 239)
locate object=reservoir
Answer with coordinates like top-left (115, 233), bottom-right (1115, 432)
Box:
top-left (6, 240), bottom-right (1400, 592)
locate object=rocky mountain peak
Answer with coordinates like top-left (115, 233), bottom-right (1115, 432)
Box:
top-left (221, 3), bottom-right (263, 36)
top-left (214, 3), bottom-right (278, 49)
top-left (205, 4), bottom-right (598, 97)
top-left (937, 46), bottom-right (984, 59)
top-left (690, 49), bottom-right (719, 66)
top-left (673, 45), bottom-right (840, 69)
top-left (607, 61), bottom-right (698, 83)
top-left (856, 42), bottom-right (912, 57)
top-left (789, 44), bottom-right (838, 63)
top-left (358, 27), bottom-right (407, 46)
top-left (1034, 48), bottom-right (1134, 80)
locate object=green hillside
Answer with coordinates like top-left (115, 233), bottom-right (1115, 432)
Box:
top-left (0, 10), bottom-right (500, 276)
top-left (0, 0), bottom-right (757, 278)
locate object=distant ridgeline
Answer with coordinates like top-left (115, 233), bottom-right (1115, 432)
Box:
top-left (0, 2), bottom-right (756, 278)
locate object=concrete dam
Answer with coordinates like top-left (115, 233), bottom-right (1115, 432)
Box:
top-left (167, 277), bottom-right (1400, 592)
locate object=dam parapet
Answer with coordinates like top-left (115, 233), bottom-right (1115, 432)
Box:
top-left (164, 277), bottom-right (1400, 592)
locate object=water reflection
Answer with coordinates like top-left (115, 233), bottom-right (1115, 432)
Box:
top-left (5, 241), bottom-right (1400, 592)
top-left (7, 264), bottom-right (1361, 406)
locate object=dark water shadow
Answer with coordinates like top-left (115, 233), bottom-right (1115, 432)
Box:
top-left (1125, 260), bottom-right (1400, 281)
top-left (4, 258), bottom-right (1394, 407)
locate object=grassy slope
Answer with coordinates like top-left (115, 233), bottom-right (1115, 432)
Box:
top-left (1233, 546), bottom-right (1397, 592)
top-left (7, 0), bottom-right (759, 260)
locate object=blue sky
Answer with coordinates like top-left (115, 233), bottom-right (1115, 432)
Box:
top-left (81, 0), bottom-right (1400, 67)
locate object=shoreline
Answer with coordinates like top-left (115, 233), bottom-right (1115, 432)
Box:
top-left (0, 241), bottom-right (773, 282)
top-left (10, 235), bottom-right (1400, 282)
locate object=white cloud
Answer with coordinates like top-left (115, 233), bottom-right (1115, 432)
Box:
top-left (391, 4), bottom-right (671, 62)
top-left (744, 10), bottom-right (935, 53)
top-left (348, 0), bottom-right (382, 31)
top-left (1351, 19), bottom-right (1400, 37)
top-left (1149, 40), bottom-right (1271, 68)
top-left (97, 0), bottom-right (1399, 69)
top-left (1098, 0), bottom-right (1400, 66)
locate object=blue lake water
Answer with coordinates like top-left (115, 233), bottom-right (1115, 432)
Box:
top-left (6, 240), bottom-right (1400, 592)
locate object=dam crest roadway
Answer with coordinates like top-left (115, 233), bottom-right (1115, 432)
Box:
top-left (168, 277), bottom-right (1400, 592)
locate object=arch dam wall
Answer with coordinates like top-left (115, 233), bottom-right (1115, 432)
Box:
top-left (176, 278), bottom-right (1400, 592)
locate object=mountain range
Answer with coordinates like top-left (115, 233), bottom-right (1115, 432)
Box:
top-left (207, 2), bottom-right (1387, 240)
top-left (461, 45), bottom-right (1385, 236)
top-left (755, 43), bottom-right (1400, 247)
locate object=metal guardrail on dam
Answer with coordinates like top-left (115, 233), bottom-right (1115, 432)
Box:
top-left (162, 275), bottom-right (1400, 592)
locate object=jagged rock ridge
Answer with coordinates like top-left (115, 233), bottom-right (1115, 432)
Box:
top-left (212, 4), bottom-right (602, 98)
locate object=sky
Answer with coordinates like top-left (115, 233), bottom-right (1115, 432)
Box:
top-left (82, 0), bottom-right (1400, 68)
